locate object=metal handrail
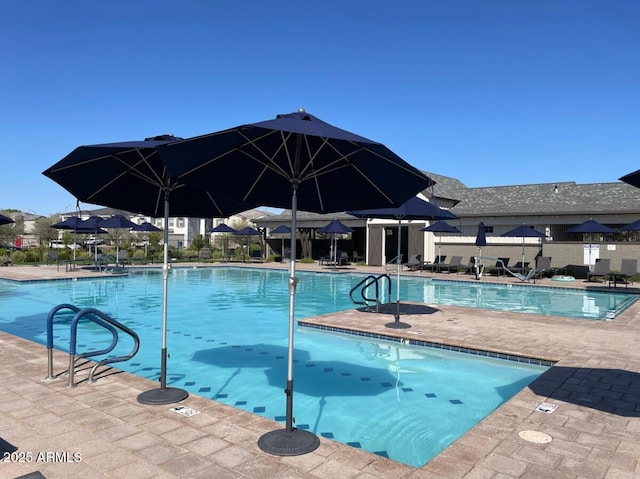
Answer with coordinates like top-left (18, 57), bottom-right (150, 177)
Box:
top-left (46, 304), bottom-right (140, 387)
top-left (349, 274), bottom-right (392, 311)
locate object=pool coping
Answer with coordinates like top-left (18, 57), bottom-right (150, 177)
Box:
top-left (1, 262), bottom-right (639, 478)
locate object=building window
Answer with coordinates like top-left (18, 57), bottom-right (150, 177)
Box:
top-left (177, 218), bottom-right (185, 228)
top-left (484, 225), bottom-right (494, 233)
top-left (169, 219), bottom-right (175, 228)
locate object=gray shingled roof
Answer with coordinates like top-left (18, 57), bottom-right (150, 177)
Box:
top-left (423, 172), bottom-right (640, 217)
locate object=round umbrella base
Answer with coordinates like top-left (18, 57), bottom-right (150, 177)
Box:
top-left (385, 320), bottom-right (411, 329)
top-left (137, 387), bottom-right (189, 405)
top-left (258, 428), bottom-right (320, 456)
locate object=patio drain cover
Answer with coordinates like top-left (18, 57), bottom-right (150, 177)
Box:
top-left (518, 430), bottom-right (552, 444)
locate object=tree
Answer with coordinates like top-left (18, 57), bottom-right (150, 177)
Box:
top-left (33, 215), bottom-right (58, 247)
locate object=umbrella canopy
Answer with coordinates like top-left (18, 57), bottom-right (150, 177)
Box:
top-left (270, 224), bottom-right (292, 235)
top-left (619, 169), bottom-right (640, 188)
top-left (52, 215), bottom-right (86, 262)
top-left (500, 224), bottom-right (545, 270)
top-left (348, 197), bottom-right (456, 326)
top-left (131, 221), bottom-right (163, 232)
top-left (160, 110), bottom-right (434, 455)
top-left (318, 220), bottom-right (353, 267)
top-left (0, 213), bottom-right (15, 225)
top-left (208, 223), bottom-right (237, 234)
top-left (620, 219), bottom-right (640, 231)
top-left (421, 221), bottom-right (461, 263)
top-left (43, 135), bottom-right (253, 407)
top-left (565, 219), bottom-right (616, 269)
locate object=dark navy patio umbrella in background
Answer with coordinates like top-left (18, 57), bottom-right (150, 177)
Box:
top-left (132, 221), bottom-right (163, 259)
top-left (0, 213), bottom-right (14, 226)
top-left (475, 222), bottom-right (487, 279)
top-left (621, 219), bottom-right (640, 231)
top-left (619, 169), bottom-right (640, 188)
top-left (565, 219), bottom-right (616, 270)
top-left (500, 224), bottom-right (545, 272)
top-left (208, 223), bottom-right (237, 260)
top-left (234, 226), bottom-right (262, 261)
top-left (318, 220), bottom-right (353, 268)
top-left (99, 214), bottom-right (138, 266)
top-left (420, 220), bottom-right (461, 264)
top-left (160, 110), bottom-right (434, 456)
top-left (348, 196), bottom-right (456, 328)
top-left (43, 135), bottom-right (254, 406)
top-left (269, 224), bottom-right (291, 259)
top-left (52, 215), bottom-right (86, 263)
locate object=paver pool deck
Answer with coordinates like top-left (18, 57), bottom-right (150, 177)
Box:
top-left (1, 262), bottom-right (639, 478)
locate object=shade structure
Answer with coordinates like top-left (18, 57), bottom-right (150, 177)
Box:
top-left (208, 223), bottom-right (237, 234)
top-left (620, 219), bottom-right (640, 231)
top-left (160, 110), bottom-right (434, 456)
top-left (52, 215), bottom-right (86, 263)
top-left (348, 197), bottom-right (456, 327)
top-left (132, 221), bottom-right (163, 259)
top-left (500, 224), bottom-right (545, 271)
top-left (565, 219), bottom-right (616, 269)
top-left (269, 225), bottom-right (291, 258)
top-left (475, 222), bottom-right (487, 279)
top-left (620, 169), bottom-right (640, 188)
top-left (318, 220), bottom-right (353, 267)
top-left (420, 221), bottom-right (461, 263)
top-left (235, 226), bottom-right (261, 261)
top-left (43, 135), bottom-right (253, 406)
top-left (99, 214), bottom-right (138, 266)
top-left (0, 213), bottom-right (14, 226)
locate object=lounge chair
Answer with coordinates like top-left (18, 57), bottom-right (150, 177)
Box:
top-left (423, 255), bottom-right (446, 272)
top-left (352, 251), bottom-right (364, 262)
top-left (406, 254), bottom-right (423, 271)
top-left (47, 250), bottom-right (59, 266)
top-left (587, 258), bottom-right (610, 283)
top-left (531, 256), bottom-right (552, 283)
top-left (437, 255), bottom-right (463, 273)
top-left (199, 248), bottom-right (212, 261)
top-left (487, 257), bottom-right (510, 276)
top-left (338, 251), bottom-right (350, 266)
top-left (609, 259), bottom-right (638, 288)
top-left (117, 250), bottom-right (129, 267)
top-left (511, 261), bottom-right (530, 274)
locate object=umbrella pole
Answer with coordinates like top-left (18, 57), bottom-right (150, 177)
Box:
top-left (138, 190), bottom-right (188, 405)
top-left (258, 145), bottom-right (319, 457)
top-left (386, 218), bottom-right (410, 329)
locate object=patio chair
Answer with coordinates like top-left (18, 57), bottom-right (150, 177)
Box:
top-left (117, 250), bottom-right (129, 267)
top-left (406, 254), bottom-right (423, 271)
top-left (2, 254), bottom-right (12, 266)
top-left (422, 255), bottom-right (446, 272)
top-left (587, 258), bottom-right (610, 283)
top-left (199, 248), bottom-right (212, 261)
top-left (436, 255), bottom-right (463, 273)
top-left (338, 251), bottom-right (350, 266)
top-left (511, 261), bottom-right (530, 274)
top-left (352, 251), bottom-right (364, 262)
top-left (531, 256), bottom-right (552, 283)
top-left (47, 250), bottom-right (59, 266)
top-left (609, 259), bottom-right (638, 288)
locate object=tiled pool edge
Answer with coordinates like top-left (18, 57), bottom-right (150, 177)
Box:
top-left (298, 320), bottom-right (556, 368)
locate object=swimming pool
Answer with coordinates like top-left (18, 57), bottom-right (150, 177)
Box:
top-left (0, 267), bottom-right (572, 466)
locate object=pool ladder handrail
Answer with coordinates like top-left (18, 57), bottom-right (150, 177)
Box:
top-left (349, 274), bottom-right (392, 312)
top-left (46, 304), bottom-right (140, 387)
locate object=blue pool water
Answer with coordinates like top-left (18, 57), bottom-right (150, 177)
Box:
top-left (0, 266), bottom-right (618, 466)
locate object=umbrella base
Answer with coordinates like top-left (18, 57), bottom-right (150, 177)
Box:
top-left (385, 321), bottom-right (411, 329)
top-left (137, 387), bottom-right (189, 405)
top-left (258, 428), bottom-right (320, 456)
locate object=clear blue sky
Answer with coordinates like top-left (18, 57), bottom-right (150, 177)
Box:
top-left (1, 1), bottom-right (638, 216)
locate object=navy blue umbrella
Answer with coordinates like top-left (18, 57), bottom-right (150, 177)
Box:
top-left (44, 135), bottom-right (254, 406)
top-left (132, 221), bottom-right (162, 233)
top-left (99, 215), bottom-right (138, 263)
top-left (0, 213), bottom-right (15, 226)
top-left (421, 221), bottom-right (461, 262)
top-left (348, 197), bottom-right (456, 326)
top-left (208, 223), bottom-right (237, 259)
top-left (565, 220), bottom-right (616, 269)
top-left (475, 222), bottom-right (487, 279)
top-left (620, 169), bottom-right (640, 188)
top-left (621, 219), bottom-right (640, 231)
top-left (269, 225), bottom-right (291, 258)
top-left (160, 110), bottom-right (434, 455)
top-left (52, 215), bottom-right (87, 262)
top-left (235, 226), bottom-right (261, 261)
top-left (318, 220), bottom-right (353, 267)
top-left (500, 224), bottom-right (545, 270)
